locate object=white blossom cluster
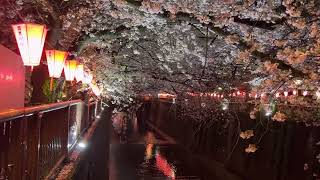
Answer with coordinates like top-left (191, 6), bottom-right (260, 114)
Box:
top-left (0, 0), bottom-right (320, 108)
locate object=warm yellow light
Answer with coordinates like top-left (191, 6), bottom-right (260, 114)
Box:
top-left (90, 83), bottom-right (101, 96)
top-left (12, 23), bottom-right (47, 66)
top-left (46, 50), bottom-right (68, 78)
top-left (75, 64), bottom-right (84, 82)
top-left (64, 60), bottom-right (77, 81)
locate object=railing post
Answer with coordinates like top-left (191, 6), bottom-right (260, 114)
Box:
top-left (0, 121), bottom-right (9, 180)
top-left (0, 100), bottom-right (84, 179)
top-left (21, 117), bottom-right (28, 180)
top-left (25, 113), bottom-right (42, 180)
top-left (66, 105), bottom-right (71, 154)
top-left (61, 107), bottom-right (69, 162)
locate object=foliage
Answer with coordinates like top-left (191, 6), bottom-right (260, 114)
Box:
top-left (42, 78), bottom-right (66, 103)
top-left (1, 0), bottom-right (320, 109)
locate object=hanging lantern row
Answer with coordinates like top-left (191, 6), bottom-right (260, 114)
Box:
top-left (249, 90), bottom-right (310, 99)
top-left (12, 23), bottom-right (100, 96)
top-left (186, 92), bottom-right (225, 98)
top-left (46, 50), bottom-right (87, 86)
top-left (186, 89), bottom-right (320, 100)
top-left (12, 23), bottom-right (86, 81)
top-left (229, 91), bottom-right (246, 97)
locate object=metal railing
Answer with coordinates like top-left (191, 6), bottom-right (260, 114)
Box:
top-left (0, 99), bottom-right (101, 180)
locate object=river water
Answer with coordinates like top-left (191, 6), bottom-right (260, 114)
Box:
top-left (73, 102), bottom-right (320, 180)
top-left (109, 117), bottom-right (213, 180)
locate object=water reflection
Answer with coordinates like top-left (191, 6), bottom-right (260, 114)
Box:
top-left (143, 144), bottom-right (176, 179)
top-left (110, 112), bottom-right (204, 179)
top-left (155, 150), bottom-right (176, 179)
top-left (145, 144), bottom-right (153, 161)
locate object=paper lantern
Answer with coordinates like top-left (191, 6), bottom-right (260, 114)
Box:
top-left (303, 91), bottom-right (308, 96)
top-left (12, 23), bottom-right (47, 66)
top-left (64, 60), bottom-right (77, 81)
top-left (75, 64), bottom-right (84, 82)
top-left (293, 90), bottom-right (298, 96)
top-left (45, 50), bottom-right (68, 78)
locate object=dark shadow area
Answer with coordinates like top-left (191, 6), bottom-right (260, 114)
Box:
top-left (72, 108), bottom-right (111, 180)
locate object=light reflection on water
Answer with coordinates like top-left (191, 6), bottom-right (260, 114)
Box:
top-left (111, 112), bottom-right (202, 179)
top-left (143, 144), bottom-right (176, 179)
top-left (155, 150), bottom-right (176, 179)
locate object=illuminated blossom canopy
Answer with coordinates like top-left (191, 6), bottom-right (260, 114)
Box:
top-left (0, 0), bottom-right (320, 105)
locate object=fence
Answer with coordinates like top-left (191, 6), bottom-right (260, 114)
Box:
top-left (0, 99), bottom-right (101, 180)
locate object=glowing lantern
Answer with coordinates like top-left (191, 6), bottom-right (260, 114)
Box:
top-left (75, 64), bottom-right (84, 82)
top-left (46, 50), bottom-right (68, 78)
top-left (293, 90), bottom-right (298, 96)
top-left (284, 91), bottom-right (288, 97)
top-left (64, 60), bottom-right (77, 81)
top-left (12, 23), bottom-right (47, 66)
top-left (275, 92), bottom-right (280, 98)
top-left (303, 91), bottom-right (308, 96)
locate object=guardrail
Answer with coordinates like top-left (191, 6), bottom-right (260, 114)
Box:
top-left (0, 99), bottom-right (102, 180)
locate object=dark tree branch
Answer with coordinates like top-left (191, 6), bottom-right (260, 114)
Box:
top-left (233, 16), bottom-right (286, 30)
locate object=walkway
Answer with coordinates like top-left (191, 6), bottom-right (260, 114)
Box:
top-left (72, 108), bottom-right (110, 180)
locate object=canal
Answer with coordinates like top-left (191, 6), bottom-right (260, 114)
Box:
top-left (73, 107), bottom-right (229, 179)
top-left (72, 100), bottom-right (320, 180)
